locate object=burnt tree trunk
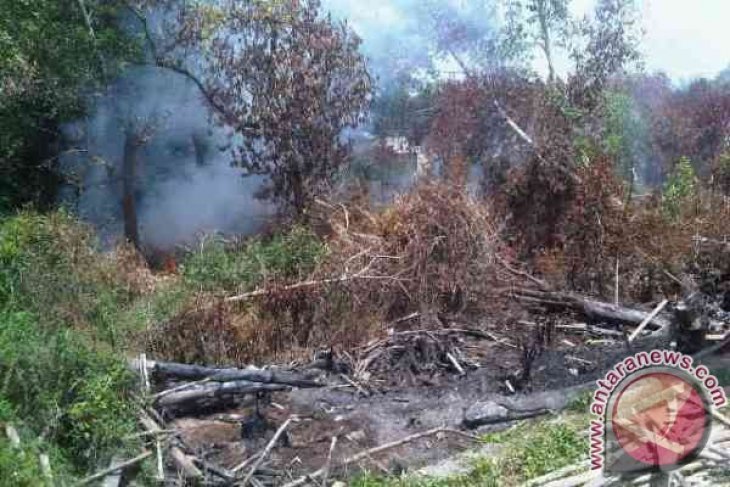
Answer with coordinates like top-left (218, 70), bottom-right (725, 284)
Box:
top-left (191, 132), bottom-right (207, 167)
top-left (122, 132), bottom-right (140, 250)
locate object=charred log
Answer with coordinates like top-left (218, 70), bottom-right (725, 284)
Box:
top-left (141, 359), bottom-right (322, 388)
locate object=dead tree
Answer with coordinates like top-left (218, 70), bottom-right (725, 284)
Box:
top-left (122, 131), bottom-right (142, 250)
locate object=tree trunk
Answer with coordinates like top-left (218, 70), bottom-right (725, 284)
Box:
top-left (537, 1), bottom-right (556, 84)
top-left (191, 132), bottom-right (207, 166)
top-left (122, 132), bottom-right (140, 249)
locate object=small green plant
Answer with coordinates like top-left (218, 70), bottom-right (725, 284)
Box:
top-left (0, 211), bottom-right (137, 340)
top-left (663, 157), bottom-right (697, 219)
top-left (567, 390), bottom-right (594, 413)
top-left (0, 212), bottom-right (142, 476)
top-left (601, 90), bottom-right (651, 186)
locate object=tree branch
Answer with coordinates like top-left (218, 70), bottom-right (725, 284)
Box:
top-left (123, 1), bottom-right (259, 135)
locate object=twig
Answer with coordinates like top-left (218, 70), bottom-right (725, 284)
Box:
top-left (492, 101), bottom-right (581, 185)
top-left (232, 452), bottom-right (262, 474)
top-left (446, 353), bottom-right (465, 375)
top-left (102, 456), bottom-right (124, 487)
top-left (76, 451), bottom-right (152, 486)
top-left (565, 355), bottom-right (592, 365)
top-left (523, 460), bottom-right (589, 486)
top-left (281, 426), bottom-right (463, 487)
top-left (495, 256), bottom-right (551, 291)
top-left (711, 409), bottom-right (730, 429)
top-left (241, 416), bottom-right (295, 486)
top-left (138, 353), bottom-right (160, 482)
top-left (155, 439), bottom-right (164, 481)
top-left (628, 299), bottom-right (669, 342)
top-left (693, 331), bottom-right (729, 359)
top-left (225, 277), bottom-right (348, 302)
top-left (320, 436), bottom-right (338, 487)
top-left (140, 353), bottom-right (150, 393)
top-left (340, 374), bottom-right (369, 396)
top-left (153, 377), bottom-right (212, 400)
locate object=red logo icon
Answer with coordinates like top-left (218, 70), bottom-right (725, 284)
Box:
top-left (610, 371), bottom-right (710, 468)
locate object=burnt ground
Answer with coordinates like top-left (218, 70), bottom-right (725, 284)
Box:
top-left (161, 326), bottom-right (729, 484)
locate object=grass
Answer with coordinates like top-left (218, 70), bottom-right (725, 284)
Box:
top-left (351, 414), bottom-right (588, 487)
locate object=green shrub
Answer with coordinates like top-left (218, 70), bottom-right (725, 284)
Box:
top-left (0, 311), bottom-right (136, 470)
top-left (0, 414), bottom-right (75, 486)
top-left (0, 211), bottom-right (135, 337)
top-left (663, 157), bottom-right (697, 219)
top-left (182, 225), bottom-right (326, 293)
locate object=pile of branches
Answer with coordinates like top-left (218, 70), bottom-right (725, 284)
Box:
top-left (349, 326), bottom-right (481, 387)
top-left (317, 181), bottom-right (508, 317)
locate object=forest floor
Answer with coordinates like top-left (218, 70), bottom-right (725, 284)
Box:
top-left (152, 330), bottom-right (730, 485)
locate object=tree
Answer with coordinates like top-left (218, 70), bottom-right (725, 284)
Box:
top-left (128, 0), bottom-right (372, 216)
top-left (416, 0), bottom-right (505, 74)
top-left (500, 0), bottom-right (572, 82)
top-left (372, 76), bottom-right (436, 146)
top-left (571, 0), bottom-right (642, 109)
top-left (0, 0), bottom-right (136, 212)
top-left (650, 78), bottom-right (730, 180)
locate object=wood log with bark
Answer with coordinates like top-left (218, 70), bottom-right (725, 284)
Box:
top-left (514, 289), bottom-right (673, 335)
top-left (142, 359), bottom-right (323, 388)
top-left (156, 380), bottom-right (287, 410)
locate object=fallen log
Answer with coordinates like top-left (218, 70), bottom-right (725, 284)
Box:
top-left (156, 380), bottom-right (288, 410)
top-left (514, 290), bottom-right (673, 335)
top-left (138, 359), bottom-right (321, 388)
top-left (577, 298), bottom-right (672, 333)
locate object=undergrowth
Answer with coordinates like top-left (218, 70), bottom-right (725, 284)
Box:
top-left (0, 212), bottom-right (146, 481)
top-left (181, 225), bottom-right (326, 294)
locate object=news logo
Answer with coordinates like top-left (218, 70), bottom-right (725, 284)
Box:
top-left (588, 350), bottom-right (726, 474)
